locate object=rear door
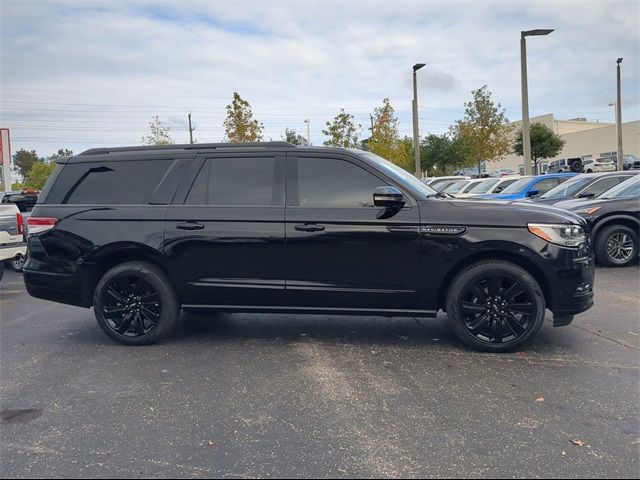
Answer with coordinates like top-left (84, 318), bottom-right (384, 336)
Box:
top-left (164, 152), bottom-right (286, 306)
top-left (284, 152), bottom-right (420, 310)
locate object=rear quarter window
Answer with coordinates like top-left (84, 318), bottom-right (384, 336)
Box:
top-left (45, 159), bottom-right (173, 205)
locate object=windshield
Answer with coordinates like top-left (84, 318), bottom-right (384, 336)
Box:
top-left (444, 180), bottom-right (470, 194)
top-left (539, 175), bottom-right (592, 199)
top-left (500, 176), bottom-right (533, 194)
top-left (354, 150), bottom-right (439, 197)
top-left (600, 176), bottom-right (640, 199)
top-left (468, 178), bottom-right (500, 194)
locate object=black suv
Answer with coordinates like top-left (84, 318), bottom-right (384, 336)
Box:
top-left (24, 142), bottom-right (595, 351)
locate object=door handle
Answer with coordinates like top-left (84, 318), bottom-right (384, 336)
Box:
top-left (177, 221), bottom-right (205, 231)
top-left (295, 224), bottom-right (325, 232)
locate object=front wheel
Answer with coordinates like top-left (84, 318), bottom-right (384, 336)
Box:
top-left (595, 224), bottom-right (638, 267)
top-left (446, 260), bottom-right (546, 352)
top-left (93, 261), bottom-right (180, 345)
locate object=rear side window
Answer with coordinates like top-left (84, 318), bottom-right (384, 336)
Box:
top-left (47, 160), bottom-right (173, 204)
top-left (588, 177), bottom-right (622, 196)
top-left (186, 156), bottom-right (279, 206)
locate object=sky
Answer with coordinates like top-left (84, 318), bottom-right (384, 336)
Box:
top-left (1, 0), bottom-right (639, 158)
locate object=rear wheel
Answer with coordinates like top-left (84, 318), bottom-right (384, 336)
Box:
top-left (8, 255), bottom-right (25, 272)
top-left (595, 224), bottom-right (638, 267)
top-left (446, 260), bottom-right (546, 352)
top-left (93, 261), bottom-right (179, 345)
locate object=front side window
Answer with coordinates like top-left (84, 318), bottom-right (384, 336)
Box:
top-left (501, 177), bottom-right (533, 194)
top-left (186, 157), bottom-right (278, 206)
top-left (468, 179), bottom-right (500, 194)
top-left (588, 177), bottom-right (623, 196)
top-left (295, 157), bottom-right (382, 208)
top-left (532, 178), bottom-right (560, 195)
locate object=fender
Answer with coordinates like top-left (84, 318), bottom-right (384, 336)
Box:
top-left (591, 214), bottom-right (640, 239)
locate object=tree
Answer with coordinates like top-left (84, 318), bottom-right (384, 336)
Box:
top-left (513, 123), bottom-right (566, 174)
top-left (23, 161), bottom-right (57, 190)
top-left (12, 149), bottom-right (41, 179)
top-left (451, 85), bottom-right (513, 175)
top-left (282, 128), bottom-right (309, 146)
top-left (421, 134), bottom-right (468, 175)
top-left (223, 92), bottom-right (264, 142)
top-left (322, 109), bottom-right (361, 148)
top-left (369, 98), bottom-right (411, 170)
top-left (49, 148), bottom-right (73, 160)
top-left (142, 116), bottom-right (173, 145)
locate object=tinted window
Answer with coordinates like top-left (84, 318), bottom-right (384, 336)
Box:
top-left (186, 157), bottom-right (277, 206)
top-left (588, 177), bottom-right (622, 196)
top-left (296, 157), bottom-right (381, 207)
top-left (1, 193), bottom-right (38, 212)
top-left (501, 177), bottom-right (534, 194)
top-left (532, 178), bottom-right (559, 195)
top-left (49, 160), bottom-right (173, 204)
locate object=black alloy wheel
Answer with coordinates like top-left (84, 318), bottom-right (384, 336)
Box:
top-left (101, 275), bottom-right (161, 337)
top-left (459, 274), bottom-right (536, 345)
top-left (94, 261), bottom-right (180, 345)
top-left (446, 260), bottom-right (545, 352)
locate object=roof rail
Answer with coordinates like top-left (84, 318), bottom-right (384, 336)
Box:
top-left (80, 141), bottom-right (297, 156)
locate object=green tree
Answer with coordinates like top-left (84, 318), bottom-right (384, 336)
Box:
top-left (49, 148), bottom-right (73, 160)
top-left (451, 85), bottom-right (513, 175)
top-left (23, 161), bottom-right (57, 190)
top-left (282, 128), bottom-right (309, 146)
top-left (513, 123), bottom-right (566, 174)
top-left (12, 149), bottom-right (41, 179)
top-left (142, 116), bottom-right (173, 145)
top-left (421, 134), bottom-right (468, 175)
top-left (223, 92), bottom-right (264, 142)
top-left (322, 109), bottom-right (361, 148)
top-left (369, 98), bottom-right (411, 170)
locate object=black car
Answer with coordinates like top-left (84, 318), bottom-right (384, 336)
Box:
top-left (532, 171), bottom-right (639, 206)
top-left (557, 175), bottom-right (640, 267)
top-left (24, 142), bottom-right (594, 352)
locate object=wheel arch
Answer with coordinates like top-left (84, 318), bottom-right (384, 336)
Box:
top-left (436, 249), bottom-right (551, 311)
top-left (591, 214), bottom-right (640, 240)
top-left (82, 242), bottom-right (178, 306)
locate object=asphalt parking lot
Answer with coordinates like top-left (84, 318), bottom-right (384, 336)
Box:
top-left (1, 266), bottom-right (639, 479)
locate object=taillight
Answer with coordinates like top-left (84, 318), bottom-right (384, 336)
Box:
top-left (16, 213), bottom-right (24, 235)
top-left (27, 217), bottom-right (58, 235)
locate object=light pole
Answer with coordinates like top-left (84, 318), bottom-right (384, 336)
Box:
top-left (304, 118), bottom-right (311, 146)
top-left (521, 29), bottom-right (553, 176)
top-left (615, 58), bottom-right (624, 171)
top-left (412, 63), bottom-right (425, 179)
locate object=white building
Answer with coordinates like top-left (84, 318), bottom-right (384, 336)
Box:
top-left (490, 113), bottom-right (640, 172)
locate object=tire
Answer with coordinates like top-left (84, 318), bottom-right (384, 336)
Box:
top-left (586, 169), bottom-right (593, 174)
top-left (595, 224), bottom-right (638, 267)
top-left (446, 260), bottom-right (546, 352)
top-left (0, 262), bottom-right (4, 283)
top-left (8, 255), bottom-right (25, 272)
top-left (93, 261), bottom-right (180, 345)
top-left (570, 159), bottom-right (583, 172)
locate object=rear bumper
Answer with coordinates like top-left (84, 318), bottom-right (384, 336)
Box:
top-left (23, 268), bottom-right (90, 308)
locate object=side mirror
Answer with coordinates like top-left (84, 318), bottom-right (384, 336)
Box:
top-left (373, 186), bottom-right (405, 209)
top-left (526, 189), bottom-right (540, 198)
top-left (578, 190), bottom-right (595, 199)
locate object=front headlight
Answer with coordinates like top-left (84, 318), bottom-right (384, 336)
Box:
top-left (528, 223), bottom-right (586, 248)
top-left (574, 206), bottom-right (601, 216)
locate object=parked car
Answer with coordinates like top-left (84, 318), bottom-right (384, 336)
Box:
top-left (474, 173), bottom-right (578, 201)
top-left (463, 176), bottom-right (521, 197)
top-left (453, 167), bottom-right (485, 177)
top-left (431, 178), bottom-right (463, 192)
top-left (489, 168), bottom-right (518, 177)
top-left (583, 158), bottom-right (616, 174)
top-left (532, 171), bottom-right (639, 206)
top-left (600, 154), bottom-right (640, 170)
top-left (443, 178), bottom-right (491, 197)
top-left (0, 204), bottom-right (26, 282)
top-left (24, 142), bottom-right (594, 352)
top-left (557, 175), bottom-right (640, 267)
top-left (0, 190), bottom-right (39, 271)
top-left (547, 157), bottom-right (584, 174)
top-left (423, 175), bottom-right (468, 187)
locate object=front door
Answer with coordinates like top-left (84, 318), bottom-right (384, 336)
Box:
top-left (284, 153), bottom-right (420, 310)
top-left (164, 152), bottom-right (286, 306)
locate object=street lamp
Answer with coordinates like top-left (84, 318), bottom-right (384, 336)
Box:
top-left (615, 58), bottom-right (624, 170)
top-left (412, 63), bottom-right (426, 179)
top-left (520, 29), bottom-right (554, 175)
top-left (304, 118), bottom-right (311, 146)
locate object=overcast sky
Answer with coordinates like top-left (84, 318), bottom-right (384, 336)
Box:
top-left (1, 0), bottom-right (638, 157)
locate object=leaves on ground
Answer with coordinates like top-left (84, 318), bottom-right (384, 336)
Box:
top-left (535, 397), bottom-right (545, 403)
top-left (570, 439), bottom-right (586, 447)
